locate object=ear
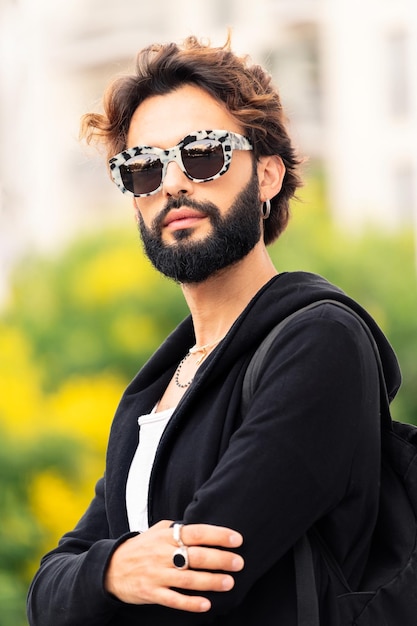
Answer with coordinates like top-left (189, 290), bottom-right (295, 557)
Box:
top-left (257, 155), bottom-right (286, 202)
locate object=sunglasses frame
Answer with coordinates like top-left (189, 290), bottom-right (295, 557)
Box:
top-left (108, 129), bottom-right (253, 197)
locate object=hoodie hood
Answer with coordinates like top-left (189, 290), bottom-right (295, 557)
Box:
top-left (130, 271), bottom-right (402, 412)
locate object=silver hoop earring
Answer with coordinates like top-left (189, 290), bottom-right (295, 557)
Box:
top-left (262, 199), bottom-right (271, 220)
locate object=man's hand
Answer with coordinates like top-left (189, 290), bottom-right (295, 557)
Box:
top-left (105, 520), bottom-right (244, 613)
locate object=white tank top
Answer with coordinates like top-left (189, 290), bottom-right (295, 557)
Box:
top-left (125, 406), bottom-right (175, 532)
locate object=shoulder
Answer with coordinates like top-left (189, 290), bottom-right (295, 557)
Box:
top-left (266, 300), bottom-right (378, 376)
top-left (274, 299), bottom-right (370, 336)
top-left (287, 300), bottom-right (368, 333)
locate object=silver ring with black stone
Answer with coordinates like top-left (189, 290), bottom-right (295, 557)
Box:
top-left (173, 546), bottom-right (189, 569)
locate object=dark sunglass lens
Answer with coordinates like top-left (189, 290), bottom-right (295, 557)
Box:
top-left (182, 139), bottom-right (224, 180)
top-left (120, 154), bottom-right (163, 195)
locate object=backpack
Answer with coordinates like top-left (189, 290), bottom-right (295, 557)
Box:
top-left (242, 299), bottom-right (417, 626)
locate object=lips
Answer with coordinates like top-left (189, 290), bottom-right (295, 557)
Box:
top-left (162, 208), bottom-right (207, 229)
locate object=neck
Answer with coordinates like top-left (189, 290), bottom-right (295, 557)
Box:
top-left (181, 242), bottom-right (278, 347)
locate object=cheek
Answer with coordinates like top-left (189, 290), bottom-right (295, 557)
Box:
top-left (132, 197), bottom-right (154, 226)
top-left (198, 173), bottom-right (247, 209)
top-left (132, 198), bottom-right (140, 221)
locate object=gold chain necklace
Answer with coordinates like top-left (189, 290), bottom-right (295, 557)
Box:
top-left (174, 336), bottom-right (225, 389)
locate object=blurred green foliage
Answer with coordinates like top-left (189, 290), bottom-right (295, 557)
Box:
top-left (0, 426), bottom-right (83, 626)
top-left (6, 229), bottom-right (189, 392)
top-left (0, 169), bottom-right (416, 625)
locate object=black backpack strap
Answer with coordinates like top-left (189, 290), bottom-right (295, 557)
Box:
top-left (294, 535), bottom-right (321, 626)
top-left (241, 304), bottom-right (320, 414)
top-left (242, 298), bottom-right (393, 626)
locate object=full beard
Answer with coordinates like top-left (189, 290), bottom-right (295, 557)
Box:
top-left (138, 170), bottom-right (262, 284)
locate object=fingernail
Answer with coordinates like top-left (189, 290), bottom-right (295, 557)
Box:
top-left (222, 576), bottom-right (234, 590)
top-left (232, 556), bottom-right (244, 570)
top-left (229, 532), bottom-right (242, 546)
top-left (199, 599), bottom-right (211, 612)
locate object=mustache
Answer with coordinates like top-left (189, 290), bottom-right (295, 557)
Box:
top-left (151, 196), bottom-right (221, 231)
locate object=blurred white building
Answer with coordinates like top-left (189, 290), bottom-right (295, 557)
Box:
top-left (0, 0), bottom-right (416, 299)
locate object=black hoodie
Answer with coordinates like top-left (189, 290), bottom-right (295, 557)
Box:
top-left (28, 271), bottom-right (401, 626)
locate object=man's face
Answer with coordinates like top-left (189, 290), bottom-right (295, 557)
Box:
top-left (126, 84), bottom-right (263, 283)
top-left (138, 165), bottom-right (261, 283)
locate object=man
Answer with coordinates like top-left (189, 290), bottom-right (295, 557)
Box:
top-left (27, 36), bottom-right (401, 625)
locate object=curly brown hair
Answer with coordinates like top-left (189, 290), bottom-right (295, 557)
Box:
top-left (81, 35), bottom-right (303, 244)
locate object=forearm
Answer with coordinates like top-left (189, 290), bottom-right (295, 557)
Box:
top-left (27, 474), bottom-right (138, 626)
top-left (27, 535), bottom-right (133, 626)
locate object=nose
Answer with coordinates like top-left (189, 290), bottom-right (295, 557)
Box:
top-left (162, 161), bottom-right (194, 197)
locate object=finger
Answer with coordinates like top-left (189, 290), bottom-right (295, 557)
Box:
top-left (166, 568), bottom-right (236, 593)
top-left (172, 570), bottom-right (235, 593)
top-left (187, 545), bottom-right (244, 573)
top-left (155, 587), bottom-right (212, 613)
top-left (179, 523), bottom-right (243, 548)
